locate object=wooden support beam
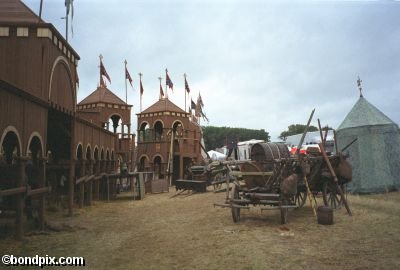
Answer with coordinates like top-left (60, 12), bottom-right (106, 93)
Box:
top-left (26, 186), bottom-right (51, 197)
top-left (38, 159), bottom-right (46, 230)
top-left (106, 176), bottom-right (110, 202)
top-left (16, 158), bottom-right (26, 240)
top-left (75, 176), bottom-right (86, 185)
top-left (68, 160), bottom-right (75, 217)
top-left (85, 175), bottom-right (95, 182)
top-left (94, 179), bottom-right (100, 200)
top-left (87, 161), bottom-right (93, 206)
top-left (0, 186), bottom-right (27, 197)
top-left (79, 183), bottom-right (84, 208)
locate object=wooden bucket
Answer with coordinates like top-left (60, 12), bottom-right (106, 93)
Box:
top-left (317, 206), bottom-right (334, 225)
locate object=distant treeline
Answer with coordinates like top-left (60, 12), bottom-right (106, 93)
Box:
top-left (202, 126), bottom-right (270, 151)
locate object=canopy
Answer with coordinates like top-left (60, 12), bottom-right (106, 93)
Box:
top-left (207, 150), bottom-right (226, 161)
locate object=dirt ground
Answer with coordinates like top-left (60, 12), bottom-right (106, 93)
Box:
top-left (1, 188), bottom-right (400, 270)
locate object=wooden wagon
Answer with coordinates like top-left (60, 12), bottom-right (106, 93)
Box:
top-left (216, 142), bottom-right (352, 224)
top-left (175, 162), bottom-right (229, 193)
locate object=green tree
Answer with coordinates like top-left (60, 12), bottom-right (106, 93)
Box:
top-left (202, 126), bottom-right (270, 151)
top-left (279, 124), bottom-right (319, 141)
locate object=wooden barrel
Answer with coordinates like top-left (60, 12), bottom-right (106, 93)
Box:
top-left (250, 143), bottom-right (290, 171)
top-left (317, 206), bottom-right (334, 225)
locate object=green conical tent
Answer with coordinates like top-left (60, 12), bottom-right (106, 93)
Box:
top-left (337, 96), bottom-right (400, 194)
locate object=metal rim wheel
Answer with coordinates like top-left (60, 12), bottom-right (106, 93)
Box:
top-left (322, 181), bottom-right (344, 209)
top-left (231, 184), bottom-right (240, 223)
top-left (294, 190), bottom-right (307, 208)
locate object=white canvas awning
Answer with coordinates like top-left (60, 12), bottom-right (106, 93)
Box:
top-left (207, 150), bottom-right (226, 161)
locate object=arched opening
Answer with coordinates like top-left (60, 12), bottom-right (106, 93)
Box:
top-left (76, 144), bottom-right (83, 161)
top-left (26, 136), bottom-right (43, 189)
top-left (100, 148), bottom-right (105, 161)
top-left (111, 150), bottom-right (115, 171)
top-left (94, 147), bottom-right (99, 174)
top-left (106, 114), bottom-right (122, 134)
top-left (154, 121), bottom-right (163, 141)
top-left (172, 121), bottom-right (183, 133)
top-left (0, 131), bottom-right (21, 165)
top-left (139, 122), bottom-right (151, 142)
top-left (75, 144), bottom-right (83, 179)
top-left (0, 130), bottom-right (21, 197)
top-left (86, 145), bottom-right (92, 161)
top-left (100, 148), bottom-right (105, 172)
top-left (85, 145), bottom-right (92, 175)
top-left (27, 136), bottom-right (43, 163)
top-left (138, 156), bottom-right (149, 171)
top-left (153, 156), bottom-right (163, 179)
top-left (106, 150), bottom-right (110, 173)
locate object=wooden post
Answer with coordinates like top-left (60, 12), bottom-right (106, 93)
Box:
top-left (16, 157), bottom-right (26, 240)
top-left (69, 115), bottom-right (76, 215)
top-left (87, 161), bottom-right (93, 206)
top-left (38, 157), bottom-right (46, 229)
top-left (68, 159), bottom-right (75, 216)
top-left (94, 160), bottom-right (100, 200)
top-left (106, 175), bottom-right (110, 202)
top-left (79, 160), bottom-right (85, 208)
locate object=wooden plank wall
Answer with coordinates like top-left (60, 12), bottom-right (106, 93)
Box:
top-left (74, 118), bottom-right (116, 160)
top-left (0, 26), bottom-right (78, 112)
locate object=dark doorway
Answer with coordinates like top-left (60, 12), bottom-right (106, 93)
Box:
top-left (173, 155), bottom-right (180, 184)
top-left (46, 108), bottom-right (71, 162)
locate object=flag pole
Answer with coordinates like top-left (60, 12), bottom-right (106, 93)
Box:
top-left (39, 0), bottom-right (44, 21)
top-left (124, 60), bottom-right (128, 104)
top-left (65, 5), bottom-right (68, 41)
top-left (139, 72), bottom-right (143, 112)
top-left (184, 73), bottom-right (187, 112)
top-left (165, 69), bottom-right (168, 99)
top-left (99, 54), bottom-right (103, 86)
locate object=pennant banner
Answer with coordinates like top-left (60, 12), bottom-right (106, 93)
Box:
top-left (125, 67), bottom-right (133, 86)
top-left (166, 71), bottom-right (174, 90)
top-left (185, 77), bottom-right (190, 94)
top-left (100, 60), bottom-right (111, 84)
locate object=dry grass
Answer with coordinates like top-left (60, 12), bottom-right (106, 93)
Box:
top-left (1, 189), bottom-right (400, 270)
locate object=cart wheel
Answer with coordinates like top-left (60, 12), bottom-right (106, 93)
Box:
top-left (322, 181), bottom-right (344, 209)
top-left (294, 190), bottom-right (307, 208)
top-left (231, 184), bottom-right (240, 223)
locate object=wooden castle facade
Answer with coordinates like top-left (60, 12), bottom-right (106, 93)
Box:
top-left (137, 98), bottom-right (204, 184)
top-left (0, 0), bottom-right (135, 239)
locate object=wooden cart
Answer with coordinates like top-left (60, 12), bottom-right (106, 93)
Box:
top-left (215, 142), bottom-right (352, 224)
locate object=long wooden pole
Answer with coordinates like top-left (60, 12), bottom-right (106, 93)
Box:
top-left (317, 119), bottom-right (325, 146)
top-left (165, 69), bottom-right (168, 99)
top-left (39, 0), bottom-right (44, 21)
top-left (318, 143), bottom-right (352, 216)
top-left (296, 109), bottom-right (317, 216)
top-left (296, 109), bottom-right (315, 157)
top-left (184, 73), bottom-right (187, 112)
top-left (124, 60), bottom-right (128, 104)
top-left (65, 7), bottom-right (68, 41)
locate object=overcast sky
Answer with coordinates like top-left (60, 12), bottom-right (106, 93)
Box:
top-left (25, 0), bottom-right (400, 141)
